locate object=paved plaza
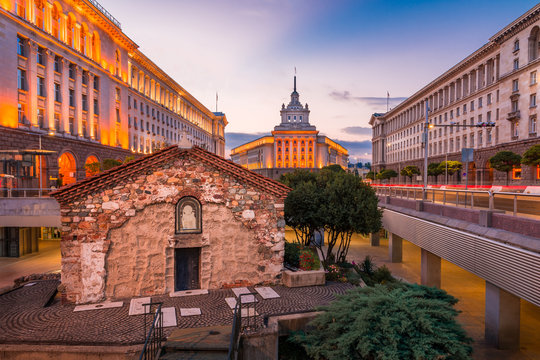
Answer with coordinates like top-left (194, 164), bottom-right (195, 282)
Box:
top-left (0, 279), bottom-right (351, 346)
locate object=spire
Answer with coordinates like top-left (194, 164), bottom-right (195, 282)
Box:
top-left (294, 75), bottom-right (296, 92)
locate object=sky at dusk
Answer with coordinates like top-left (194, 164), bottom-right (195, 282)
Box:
top-left (100, 0), bottom-right (539, 162)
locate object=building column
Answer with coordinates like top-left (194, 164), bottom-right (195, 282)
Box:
top-left (45, 50), bottom-right (55, 130)
top-left (485, 282), bottom-right (520, 350)
top-left (61, 58), bottom-right (70, 134)
top-left (370, 232), bottom-right (380, 246)
top-left (420, 249), bottom-right (441, 288)
top-left (27, 39), bottom-right (38, 128)
top-left (87, 73), bottom-right (95, 139)
top-left (74, 65), bottom-right (82, 138)
top-left (388, 232), bottom-right (402, 263)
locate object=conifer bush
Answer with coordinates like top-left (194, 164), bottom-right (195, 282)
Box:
top-left (293, 284), bottom-right (473, 360)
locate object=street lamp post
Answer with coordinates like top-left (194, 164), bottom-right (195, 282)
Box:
top-left (423, 101), bottom-right (429, 200)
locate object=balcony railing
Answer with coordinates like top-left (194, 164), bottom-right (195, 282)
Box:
top-left (0, 188), bottom-right (53, 198)
top-left (85, 0), bottom-right (122, 29)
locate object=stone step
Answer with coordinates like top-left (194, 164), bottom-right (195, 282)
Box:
top-left (162, 326), bottom-right (231, 352)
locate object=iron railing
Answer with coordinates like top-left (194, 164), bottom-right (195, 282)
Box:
top-left (139, 302), bottom-right (164, 360)
top-left (85, 0), bottom-right (122, 28)
top-left (0, 188), bottom-right (53, 198)
top-left (228, 293), bottom-right (259, 360)
top-left (373, 185), bottom-right (540, 217)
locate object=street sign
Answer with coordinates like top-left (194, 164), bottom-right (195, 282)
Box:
top-left (461, 148), bottom-right (474, 162)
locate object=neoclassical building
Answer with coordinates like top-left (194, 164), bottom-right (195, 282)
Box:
top-left (231, 77), bottom-right (348, 179)
top-left (370, 4), bottom-right (540, 185)
top-left (0, 0), bottom-right (227, 188)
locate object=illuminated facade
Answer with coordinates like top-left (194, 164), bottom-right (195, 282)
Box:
top-left (0, 0), bottom-right (227, 188)
top-left (231, 77), bottom-right (348, 179)
top-left (371, 4), bottom-right (540, 185)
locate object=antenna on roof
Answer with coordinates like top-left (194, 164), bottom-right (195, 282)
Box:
top-left (294, 67), bottom-right (297, 92)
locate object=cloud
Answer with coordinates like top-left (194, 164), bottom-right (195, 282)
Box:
top-left (341, 126), bottom-right (372, 136)
top-left (329, 91), bottom-right (407, 108)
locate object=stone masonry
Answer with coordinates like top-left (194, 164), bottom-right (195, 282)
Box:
top-left (53, 147), bottom-right (289, 304)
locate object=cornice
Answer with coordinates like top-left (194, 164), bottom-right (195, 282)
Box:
top-left (490, 4), bottom-right (540, 44)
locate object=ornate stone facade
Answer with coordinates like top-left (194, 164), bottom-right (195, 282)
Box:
top-left (52, 146), bottom-right (289, 304)
top-left (370, 4), bottom-right (540, 185)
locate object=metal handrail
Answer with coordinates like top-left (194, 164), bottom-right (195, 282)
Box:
top-left (0, 188), bottom-right (53, 198)
top-left (139, 302), bottom-right (164, 360)
top-left (373, 185), bottom-right (540, 217)
top-left (228, 293), bottom-right (258, 360)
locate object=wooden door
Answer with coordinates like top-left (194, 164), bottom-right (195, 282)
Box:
top-left (175, 248), bottom-right (200, 291)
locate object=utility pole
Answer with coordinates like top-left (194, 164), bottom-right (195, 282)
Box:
top-left (423, 101), bottom-right (429, 200)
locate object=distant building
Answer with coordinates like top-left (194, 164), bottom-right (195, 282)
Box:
top-left (370, 4), bottom-right (540, 185)
top-left (231, 77), bottom-right (348, 179)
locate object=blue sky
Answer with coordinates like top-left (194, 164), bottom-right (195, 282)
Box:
top-left (100, 0), bottom-right (539, 162)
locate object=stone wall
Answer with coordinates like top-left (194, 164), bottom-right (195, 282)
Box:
top-left (59, 155), bottom-right (286, 304)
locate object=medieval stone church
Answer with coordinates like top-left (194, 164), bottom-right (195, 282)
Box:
top-left (52, 144), bottom-right (289, 304)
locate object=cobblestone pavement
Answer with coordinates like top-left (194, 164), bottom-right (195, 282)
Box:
top-left (0, 280), bottom-right (352, 346)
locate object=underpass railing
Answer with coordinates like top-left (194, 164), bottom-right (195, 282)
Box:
top-left (372, 185), bottom-right (540, 217)
top-left (0, 188), bottom-right (53, 198)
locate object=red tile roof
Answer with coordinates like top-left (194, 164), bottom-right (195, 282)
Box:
top-left (50, 145), bottom-right (291, 205)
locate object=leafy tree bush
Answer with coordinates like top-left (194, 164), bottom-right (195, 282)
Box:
top-left (299, 248), bottom-right (321, 271)
top-left (522, 144), bottom-right (540, 167)
top-left (352, 256), bottom-right (396, 286)
top-left (365, 171), bottom-right (375, 180)
top-left (102, 159), bottom-right (122, 171)
top-left (284, 242), bottom-right (301, 268)
top-left (284, 181), bottom-right (323, 246)
top-left (293, 284), bottom-right (473, 360)
top-left (438, 161), bottom-right (462, 176)
top-left (400, 165), bottom-right (420, 183)
top-left (375, 169), bottom-right (397, 181)
top-left (322, 164), bottom-right (346, 173)
top-left (279, 169), bottom-right (317, 189)
top-left (428, 162), bottom-right (444, 183)
top-left (489, 151), bottom-right (522, 185)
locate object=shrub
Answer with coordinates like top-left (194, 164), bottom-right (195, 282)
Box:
top-left (293, 284), bottom-right (473, 360)
top-left (284, 242), bottom-right (301, 268)
top-left (299, 248), bottom-right (320, 271)
top-left (352, 256), bottom-right (396, 287)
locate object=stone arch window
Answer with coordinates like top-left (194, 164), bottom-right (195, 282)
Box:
top-left (115, 50), bottom-right (120, 76)
top-left (34, 0), bottom-right (45, 30)
top-left (176, 197), bottom-right (202, 234)
top-left (66, 14), bottom-right (76, 47)
top-left (529, 26), bottom-right (539, 62)
top-left (52, 3), bottom-right (62, 39)
top-left (92, 31), bottom-right (101, 63)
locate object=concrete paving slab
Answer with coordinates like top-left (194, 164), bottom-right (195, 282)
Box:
top-left (231, 287), bottom-right (256, 303)
top-left (255, 287), bottom-right (280, 299)
top-left (180, 308), bottom-right (201, 316)
top-left (74, 301), bottom-right (123, 312)
top-left (237, 308), bottom-right (258, 317)
top-left (169, 289), bottom-right (208, 297)
top-left (225, 297), bottom-right (236, 309)
top-left (128, 297), bottom-right (151, 315)
top-left (160, 307), bottom-right (177, 327)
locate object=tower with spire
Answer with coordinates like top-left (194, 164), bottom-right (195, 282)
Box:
top-left (275, 76), bottom-right (316, 131)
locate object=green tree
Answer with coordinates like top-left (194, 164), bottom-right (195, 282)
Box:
top-left (365, 171), bottom-right (375, 181)
top-left (293, 284), bottom-right (473, 360)
top-left (439, 161), bottom-right (462, 176)
top-left (522, 144), bottom-right (540, 167)
top-left (322, 164), bottom-right (346, 173)
top-left (489, 151), bottom-right (522, 185)
top-left (400, 165), bottom-right (420, 183)
top-left (284, 181), bottom-right (323, 247)
top-left (279, 169), bottom-right (317, 189)
top-left (102, 159), bottom-right (122, 171)
top-left (317, 172), bottom-right (382, 265)
top-left (428, 162), bottom-right (444, 184)
top-left (375, 169), bottom-right (397, 181)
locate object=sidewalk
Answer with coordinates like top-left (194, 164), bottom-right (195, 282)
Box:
top-left (0, 240), bottom-right (61, 291)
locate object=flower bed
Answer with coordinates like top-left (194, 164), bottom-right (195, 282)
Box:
top-left (283, 243), bottom-right (325, 287)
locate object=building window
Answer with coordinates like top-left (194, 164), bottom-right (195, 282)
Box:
top-left (531, 71), bottom-right (537, 85)
top-left (69, 63), bottom-right (76, 80)
top-left (68, 117), bottom-right (74, 135)
top-left (134, 99), bottom-right (137, 109)
top-left (531, 94), bottom-right (537, 108)
top-left (54, 113), bottom-right (61, 131)
top-left (54, 83), bottom-right (61, 102)
top-left (115, 88), bottom-right (121, 101)
top-left (487, 93), bottom-right (492, 105)
top-left (36, 47), bottom-right (45, 66)
top-left (512, 79), bottom-right (519, 92)
top-left (463, 104), bottom-right (467, 114)
top-left (478, 97), bottom-right (483, 108)
top-left (18, 103), bottom-right (27, 124)
top-left (94, 99), bottom-right (99, 115)
top-left (37, 76), bottom-right (45, 97)
top-left (513, 121), bottom-right (519, 138)
top-left (54, 56), bottom-right (62, 72)
top-left (17, 68), bottom-right (26, 90)
top-left (511, 100), bottom-right (519, 112)
top-left (487, 129), bottom-right (492, 143)
top-left (82, 71), bottom-right (88, 85)
top-left (82, 94), bottom-right (88, 111)
top-left (17, 36), bottom-right (25, 57)
top-left (530, 115), bottom-right (537, 134)
top-left (15, 0), bottom-right (26, 18)
top-left (93, 76), bottom-right (99, 91)
top-left (116, 108), bottom-right (121, 123)
top-left (512, 166), bottom-right (522, 180)
top-left (69, 89), bottom-right (75, 107)
top-left (478, 131), bottom-right (483, 147)
top-left (37, 108), bottom-right (45, 128)
top-left (514, 39), bottom-right (520, 52)
top-left (513, 58), bottom-right (519, 70)
top-left (470, 100), bottom-right (474, 111)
